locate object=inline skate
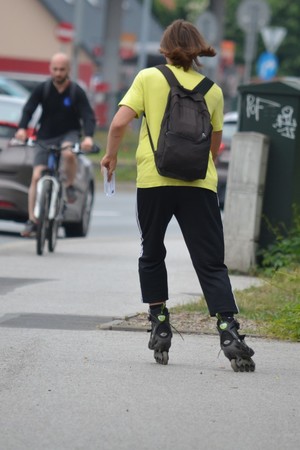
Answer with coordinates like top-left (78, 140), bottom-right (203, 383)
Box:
top-left (217, 315), bottom-right (255, 372)
top-left (148, 304), bottom-right (172, 365)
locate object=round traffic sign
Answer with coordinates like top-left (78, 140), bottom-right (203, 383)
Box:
top-left (237, 0), bottom-right (270, 33)
top-left (195, 11), bottom-right (218, 44)
top-left (55, 22), bottom-right (74, 43)
top-left (257, 52), bottom-right (278, 80)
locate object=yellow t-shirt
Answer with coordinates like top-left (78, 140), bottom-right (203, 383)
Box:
top-left (119, 64), bottom-right (224, 191)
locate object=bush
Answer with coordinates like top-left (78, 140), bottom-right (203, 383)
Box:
top-left (259, 205), bottom-right (300, 272)
top-left (267, 301), bottom-right (300, 341)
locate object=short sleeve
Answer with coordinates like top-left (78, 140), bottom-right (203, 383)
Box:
top-left (119, 72), bottom-right (145, 118)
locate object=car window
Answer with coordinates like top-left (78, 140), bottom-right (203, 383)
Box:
top-left (0, 87), bottom-right (13, 95)
top-left (0, 77), bottom-right (30, 98)
top-left (222, 122), bottom-right (237, 141)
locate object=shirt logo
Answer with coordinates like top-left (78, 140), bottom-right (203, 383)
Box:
top-left (64, 96), bottom-right (72, 107)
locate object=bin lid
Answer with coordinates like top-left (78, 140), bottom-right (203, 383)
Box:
top-left (238, 77), bottom-right (300, 95)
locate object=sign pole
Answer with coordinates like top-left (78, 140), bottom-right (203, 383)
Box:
top-left (72, 0), bottom-right (85, 81)
top-left (137, 0), bottom-right (153, 72)
top-left (236, 0), bottom-right (270, 84)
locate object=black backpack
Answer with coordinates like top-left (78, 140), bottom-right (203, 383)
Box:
top-left (145, 65), bottom-right (214, 181)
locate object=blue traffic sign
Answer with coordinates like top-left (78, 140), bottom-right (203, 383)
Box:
top-left (256, 52), bottom-right (278, 80)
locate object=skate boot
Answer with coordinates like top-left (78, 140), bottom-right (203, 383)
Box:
top-left (148, 304), bottom-right (172, 365)
top-left (217, 315), bottom-right (255, 372)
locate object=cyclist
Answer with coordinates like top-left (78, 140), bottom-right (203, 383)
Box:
top-left (15, 52), bottom-right (96, 237)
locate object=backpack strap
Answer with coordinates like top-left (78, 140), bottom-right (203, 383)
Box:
top-left (69, 81), bottom-right (77, 106)
top-left (194, 77), bottom-right (214, 95)
top-left (32, 80), bottom-right (52, 133)
top-left (42, 79), bottom-right (52, 102)
top-left (156, 64), bottom-right (180, 87)
top-left (145, 117), bottom-right (155, 155)
top-left (42, 79), bottom-right (77, 105)
top-left (156, 64), bottom-right (214, 96)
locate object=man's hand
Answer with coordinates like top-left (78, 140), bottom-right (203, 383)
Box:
top-left (15, 129), bottom-right (27, 142)
top-left (100, 154), bottom-right (117, 182)
top-left (81, 136), bottom-right (94, 151)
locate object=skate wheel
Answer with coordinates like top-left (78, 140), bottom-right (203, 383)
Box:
top-left (230, 359), bottom-right (239, 372)
top-left (231, 358), bottom-right (255, 372)
top-left (154, 350), bottom-right (169, 365)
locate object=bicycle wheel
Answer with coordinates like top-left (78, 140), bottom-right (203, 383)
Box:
top-left (48, 219), bottom-right (58, 252)
top-left (36, 179), bottom-right (51, 256)
top-left (48, 184), bottom-right (64, 252)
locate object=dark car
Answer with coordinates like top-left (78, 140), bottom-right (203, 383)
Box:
top-left (0, 95), bottom-right (99, 237)
top-left (216, 111), bottom-right (238, 209)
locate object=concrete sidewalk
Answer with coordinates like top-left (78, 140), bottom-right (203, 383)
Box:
top-left (1, 327), bottom-right (299, 450)
top-left (0, 231), bottom-right (262, 318)
top-left (1, 233), bottom-right (299, 450)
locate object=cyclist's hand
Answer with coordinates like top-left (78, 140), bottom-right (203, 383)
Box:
top-left (15, 129), bottom-right (27, 142)
top-left (81, 136), bottom-right (93, 152)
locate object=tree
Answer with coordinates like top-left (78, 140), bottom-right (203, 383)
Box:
top-left (152, 0), bottom-right (209, 26)
top-left (225, 0), bottom-right (300, 77)
top-left (152, 0), bottom-right (300, 77)
top-left (267, 0), bottom-right (300, 76)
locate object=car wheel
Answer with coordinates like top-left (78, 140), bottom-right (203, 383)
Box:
top-left (64, 183), bottom-right (94, 238)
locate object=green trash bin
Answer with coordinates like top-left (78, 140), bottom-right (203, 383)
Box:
top-left (237, 79), bottom-right (300, 250)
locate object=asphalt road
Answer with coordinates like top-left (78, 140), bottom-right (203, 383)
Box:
top-left (0, 186), bottom-right (299, 450)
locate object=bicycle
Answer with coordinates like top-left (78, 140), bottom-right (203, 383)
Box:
top-left (29, 140), bottom-right (99, 255)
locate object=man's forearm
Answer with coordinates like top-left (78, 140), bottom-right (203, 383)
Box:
top-left (106, 125), bottom-right (127, 157)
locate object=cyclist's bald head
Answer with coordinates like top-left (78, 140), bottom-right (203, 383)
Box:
top-left (50, 53), bottom-right (70, 71)
top-left (50, 53), bottom-right (71, 85)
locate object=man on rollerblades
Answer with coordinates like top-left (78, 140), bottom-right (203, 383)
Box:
top-left (101, 20), bottom-right (255, 371)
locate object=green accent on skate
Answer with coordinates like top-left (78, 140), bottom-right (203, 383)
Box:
top-left (157, 314), bottom-right (166, 322)
top-left (219, 322), bottom-right (228, 330)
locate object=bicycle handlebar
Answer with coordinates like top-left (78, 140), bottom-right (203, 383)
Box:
top-left (9, 138), bottom-right (101, 155)
top-left (59, 142), bottom-right (101, 155)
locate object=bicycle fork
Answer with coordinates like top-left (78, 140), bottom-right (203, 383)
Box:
top-left (34, 176), bottom-right (61, 220)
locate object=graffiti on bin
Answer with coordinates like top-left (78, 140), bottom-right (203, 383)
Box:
top-left (245, 94), bottom-right (297, 140)
top-left (272, 106), bottom-right (297, 139)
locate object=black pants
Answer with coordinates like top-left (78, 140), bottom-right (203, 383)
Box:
top-left (136, 186), bottom-right (238, 317)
